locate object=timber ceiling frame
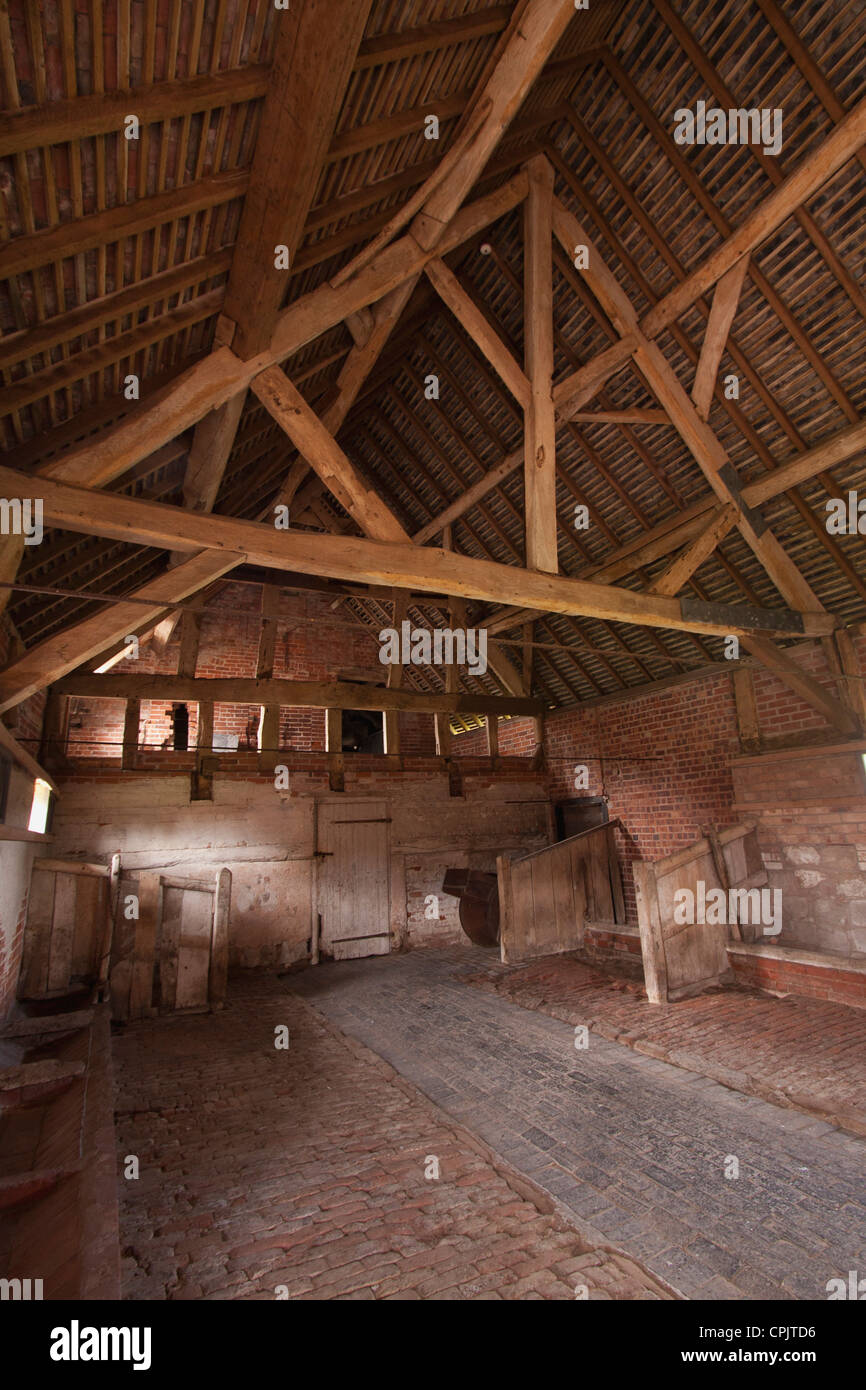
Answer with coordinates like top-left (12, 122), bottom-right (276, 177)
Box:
top-left (1, 0), bottom-right (865, 735)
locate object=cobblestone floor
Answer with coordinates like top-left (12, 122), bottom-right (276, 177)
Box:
top-left (289, 948), bottom-right (866, 1301)
top-left (462, 953), bottom-right (866, 1136)
top-left (113, 980), bottom-right (668, 1300)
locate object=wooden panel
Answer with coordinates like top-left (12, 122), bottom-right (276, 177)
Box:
top-left (318, 801), bottom-right (390, 959)
top-left (175, 889), bottom-right (213, 1011)
top-left (210, 868), bottom-right (231, 1008)
top-left (128, 872), bottom-right (162, 1020)
top-left (498, 823), bottom-right (615, 963)
top-left (47, 874), bottom-right (77, 992)
top-left (157, 886), bottom-right (184, 1014)
top-left (19, 868), bottom-right (56, 998)
top-left (70, 875), bottom-right (102, 978)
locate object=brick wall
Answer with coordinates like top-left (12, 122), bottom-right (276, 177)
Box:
top-left (65, 586), bottom-right (440, 757)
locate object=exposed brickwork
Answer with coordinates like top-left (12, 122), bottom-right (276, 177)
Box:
top-left (114, 978), bottom-right (668, 1301)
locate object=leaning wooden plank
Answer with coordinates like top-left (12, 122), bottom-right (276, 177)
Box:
top-left (633, 862), bottom-right (668, 1004)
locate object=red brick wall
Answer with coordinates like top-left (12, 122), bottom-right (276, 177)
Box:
top-left (65, 586), bottom-right (437, 757)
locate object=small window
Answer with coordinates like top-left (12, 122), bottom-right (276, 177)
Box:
top-left (28, 778), bottom-right (54, 835)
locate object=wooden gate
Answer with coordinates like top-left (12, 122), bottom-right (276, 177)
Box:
top-left (317, 801), bottom-right (390, 959)
top-left (112, 868), bottom-right (231, 1020)
top-left (633, 821), bottom-right (767, 1002)
top-left (497, 822), bottom-right (625, 964)
top-left (18, 854), bottom-right (121, 1000)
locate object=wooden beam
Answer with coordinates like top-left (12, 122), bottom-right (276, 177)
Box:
top-left (641, 90), bottom-right (866, 341)
top-left (55, 673), bottom-right (544, 718)
top-left (0, 169), bottom-right (249, 279)
top-left (122, 699), bottom-right (140, 771)
top-left (0, 66), bottom-right (269, 157)
top-left (732, 667), bottom-right (761, 752)
top-left (4, 461), bottom-right (834, 641)
top-left (32, 173), bottom-right (527, 498)
top-left (650, 505), bottom-right (737, 596)
top-left (833, 629), bottom-right (866, 732)
top-left (223, 0), bottom-right (373, 359)
top-left (0, 550), bottom-right (244, 714)
top-left (743, 636), bottom-right (858, 735)
top-left (354, 7), bottom-right (512, 68)
top-left (0, 718), bottom-right (58, 792)
top-left (252, 367), bottom-right (411, 542)
top-left (553, 336), bottom-right (638, 419)
top-left (568, 409), bottom-right (669, 425)
top-left (424, 257), bottom-right (531, 408)
top-left (742, 418), bottom-right (866, 508)
top-left (691, 257), bottom-right (750, 420)
top-left (0, 250), bottom-right (233, 375)
top-left (412, 447), bottom-right (523, 545)
top-left (523, 155), bottom-right (558, 573)
top-left (551, 199), bottom-right (827, 618)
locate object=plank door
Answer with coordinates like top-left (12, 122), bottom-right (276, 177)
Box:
top-left (172, 887), bottom-right (214, 1009)
top-left (318, 801), bottom-right (390, 960)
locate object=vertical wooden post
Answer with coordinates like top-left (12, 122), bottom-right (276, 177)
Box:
top-left (40, 687), bottom-right (70, 767)
top-left (129, 872), bottom-right (162, 1020)
top-left (177, 608), bottom-right (202, 678)
top-left (325, 707), bottom-right (344, 791)
top-left (496, 854), bottom-right (513, 965)
top-left (524, 155), bottom-right (558, 574)
top-left (257, 586), bottom-right (281, 772)
top-left (197, 701), bottom-right (214, 751)
top-left (486, 714), bottom-right (499, 763)
top-left (732, 668), bottom-right (760, 752)
top-left (383, 710), bottom-right (400, 756)
top-left (96, 852), bottom-right (122, 992)
top-left (122, 698), bottom-right (140, 770)
top-left (209, 867), bottom-right (232, 1009)
top-left (434, 712), bottom-right (452, 757)
top-left (833, 629), bottom-right (866, 732)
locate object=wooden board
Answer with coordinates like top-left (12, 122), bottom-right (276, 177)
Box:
top-left (317, 801), bottom-right (390, 960)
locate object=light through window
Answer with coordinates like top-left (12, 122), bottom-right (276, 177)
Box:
top-left (28, 778), bottom-right (52, 834)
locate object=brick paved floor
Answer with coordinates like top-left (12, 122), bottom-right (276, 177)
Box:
top-left (462, 953), bottom-right (866, 1137)
top-left (113, 980), bottom-right (669, 1300)
top-left (289, 948), bottom-right (866, 1301)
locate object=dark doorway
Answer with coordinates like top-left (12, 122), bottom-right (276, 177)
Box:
top-left (555, 796), bottom-right (608, 841)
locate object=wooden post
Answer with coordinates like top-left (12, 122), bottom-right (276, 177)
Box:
top-left (633, 861), bottom-right (668, 1004)
top-left (177, 608), bottom-right (202, 677)
top-left (434, 712), bottom-right (452, 757)
top-left (128, 872), bottom-right (162, 1020)
top-left (95, 852), bottom-right (122, 993)
top-left (383, 709), bottom-right (400, 756)
top-left (257, 586), bottom-right (281, 772)
top-left (732, 668), bottom-right (761, 752)
top-left (197, 701), bottom-right (214, 751)
top-left (486, 714), bottom-right (499, 764)
top-left (523, 155), bottom-right (557, 574)
top-left (122, 698), bottom-right (140, 770)
top-left (496, 854), bottom-right (513, 965)
top-left (325, 707), bottom-right (344, 791)
top-left (209, 867), bottom-right (231, 1009)
top-left (40, 686), bottom-right (69, 768)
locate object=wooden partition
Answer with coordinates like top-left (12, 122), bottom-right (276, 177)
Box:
top-left (18, 854), bottom-right (121, 1000)
top-left (497, 821), bottom-right (625, 964)
top-left (113, 867), bottom-right (231, 1021)
top-left (634, 822), bottom-right (767, 1003)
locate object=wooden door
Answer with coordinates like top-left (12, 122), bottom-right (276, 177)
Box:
top-left (318, 801), bottom-right (390, 960)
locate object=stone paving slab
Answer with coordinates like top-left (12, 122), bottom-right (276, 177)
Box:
top-left (288, 949), bottom-right (866, 1302)
top-left (461, 952), bottom-right (866, 1136)
top-left (113, 982), bottom-right (669, 1300)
